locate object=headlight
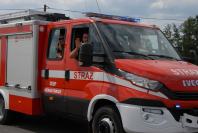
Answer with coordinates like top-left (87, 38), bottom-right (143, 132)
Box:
top-left (119, 69), bottom-right (162, 91)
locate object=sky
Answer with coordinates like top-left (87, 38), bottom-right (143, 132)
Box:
top-left (0, 0), bottom-right (197, 29)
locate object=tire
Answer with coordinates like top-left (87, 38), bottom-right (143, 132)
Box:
top-left (0, 95), bottom-right (11, 125)
top-left (92, 106), bottom-right (124, 133)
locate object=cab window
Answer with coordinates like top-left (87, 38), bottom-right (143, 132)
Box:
top-left (70, 25), bottom-right (89, 59)
top-left (70, 24), bottom-right (104, 59)
top-left (48, 28), bottom-right (66, 60)
top-left (70, 25), bottom-right (89, 51)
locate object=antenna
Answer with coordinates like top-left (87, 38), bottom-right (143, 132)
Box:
top-left (95, 0), bottom-right (101, 13)
top-left (44, 4), bottom-right (47, 12)
top-left (84, 0), bottom-right (87, 12)
top-left (44, 4), bottom-right (49, 12)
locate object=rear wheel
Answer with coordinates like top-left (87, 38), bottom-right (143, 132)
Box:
top-left (92, 106), bottom-right (124, 133)
top-left (0, 95), bottom-right (11, 124)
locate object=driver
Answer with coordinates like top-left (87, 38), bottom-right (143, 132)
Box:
top-left (70, 33), bottom-right (89, 59)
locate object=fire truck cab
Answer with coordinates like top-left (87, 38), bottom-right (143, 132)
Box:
top-left (0, 11), bottom-right (198, 133)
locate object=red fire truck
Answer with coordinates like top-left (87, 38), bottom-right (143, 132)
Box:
top-left (0, 10), bottom-right (198, 133)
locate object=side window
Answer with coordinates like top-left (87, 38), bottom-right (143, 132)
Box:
top-left (48, 28), bottom-right (66, 59)
top-left (70, 25), bottom-right (89, 59)
top-left (70, 24), bottom-right (105, 60)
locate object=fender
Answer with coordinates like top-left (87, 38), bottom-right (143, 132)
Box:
top-left (87, 94), bottom-right (119, 121)
top-left (0, 87), bottom-right (10, 109)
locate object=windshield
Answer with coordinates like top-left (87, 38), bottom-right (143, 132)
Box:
top-left (97, 22), bottom-right (181, 60)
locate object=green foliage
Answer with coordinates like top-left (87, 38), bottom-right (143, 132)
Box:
top-left (172, 24), bottom-right (182, 48)
top-left (163, 15), bottom-right (198, 64)
top-left (163, 24), bottom-right (173, 43)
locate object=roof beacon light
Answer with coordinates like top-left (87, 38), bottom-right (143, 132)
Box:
top-left (118, 16), bottom-right (141, 23)
top-left (85, 12), bottom-right (141, 23)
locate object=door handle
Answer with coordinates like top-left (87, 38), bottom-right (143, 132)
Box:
top-left (65, 70), bottom-right (70, 80)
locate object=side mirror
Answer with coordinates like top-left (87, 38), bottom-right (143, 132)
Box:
top-left (79, 43), bottom-right (93, 67)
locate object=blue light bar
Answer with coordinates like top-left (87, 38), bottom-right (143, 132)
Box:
top-left (118, 16), bottom-right (141, 22)
top-left (85, 12), bottom-right (141, 23)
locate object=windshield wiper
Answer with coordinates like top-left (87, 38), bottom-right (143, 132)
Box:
top-left (113, 51), bottom-right (154, 60)
top-left (147, 54), bottom-right (180, 60)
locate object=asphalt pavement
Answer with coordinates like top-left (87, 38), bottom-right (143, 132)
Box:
top-left (0, 114), bottom-right (88, 133)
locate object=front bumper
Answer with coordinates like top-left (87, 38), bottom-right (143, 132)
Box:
top-left (116, 103), bottom-right (198, 133)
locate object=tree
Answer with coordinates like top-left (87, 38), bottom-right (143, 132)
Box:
top-left (163, 23), bottom-right (182, 53)
top-left (163, 15), bottom-right (198, 64)
top-left (172, 24), bottom-right (181, 49)
top-left (180, 16), bottom-right (198, 64)
top-left (181, 17), bottom-right (195, 55)
top-left (163, 24), bottom-right (173, 43)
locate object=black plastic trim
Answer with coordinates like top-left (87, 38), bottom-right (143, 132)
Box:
top-left (66, 96), bottom-right (90, 118)
top-left (160, 86), bottom-right (198, 100)
top-left (65, 70), bottom-right (70, 80)
top-left (168, 108), bottom-right (198, 121)
top-left (44, 69), bottom-right (49, 79)
top-left (42, 93), bottom-right (90, 119)
top-left (121, 98), bottom-right (166, 107)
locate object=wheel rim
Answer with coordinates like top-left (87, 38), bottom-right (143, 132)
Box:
top-left (0, 98), bottom-right (4, 120)
top-left (98, 117), bottom-right (114, 133)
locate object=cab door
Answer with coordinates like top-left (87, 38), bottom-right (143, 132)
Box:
top-left (42, 25), bottom-right (68, 114)
top-left (64, 22), bottom-right (105, 118)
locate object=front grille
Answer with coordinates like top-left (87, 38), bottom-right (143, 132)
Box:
top-left (160, 87), bottom-right (198, 100)
top-left (169, 108), bottom-right (198, 121)
top-left (174, 92), bottom-right (198, 100)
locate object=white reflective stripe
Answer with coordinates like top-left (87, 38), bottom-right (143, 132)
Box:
top-left (49, 70), bottom-right (65, 78)
top-left (103, 73), bottom-right (147, 93)
top-left (41, 70), bottom-right (167, 99)
top-left (41, 70), bottom-right (65, 78)
top-left (70, 71), bottom-right (103, 81)
top-left (41, 70), bottom-right (45, 77)
top-left (104, 74), bottom-right (168, 98)
top-left (149, 91), bottom-right (168, 99)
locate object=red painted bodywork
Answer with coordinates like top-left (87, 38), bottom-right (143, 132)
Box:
top-left (115, 59), bottom-right (198, 92)
top-left (0, 37), bottom-right (7, 86)
top-left (9, 95), bottom-right (42, 115)
top-left (0, 18), bottom-right (198, 116)
top-left (0, 25), bottom-right (32, 35)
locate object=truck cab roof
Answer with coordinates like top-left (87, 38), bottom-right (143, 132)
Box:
top-left (49, 17), bottom-right (159, 29)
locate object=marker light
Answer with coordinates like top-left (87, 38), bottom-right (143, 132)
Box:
top-left (175, 104), bottom-right (181, 109)
top-left (85, 12), bottom-right (141, 23)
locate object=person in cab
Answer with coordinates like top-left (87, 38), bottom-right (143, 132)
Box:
top-left (70, 33), bottom-right (89, 59)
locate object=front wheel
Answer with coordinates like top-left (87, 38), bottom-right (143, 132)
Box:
top-left (92, 106), bottom-right (124, 133)
top-left (0, 96), bottom-right (11, 124)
